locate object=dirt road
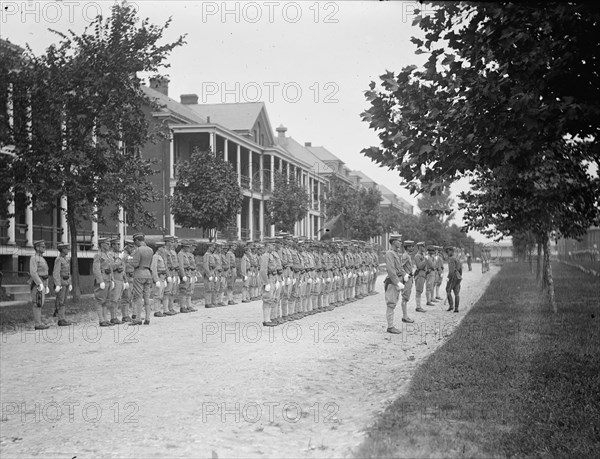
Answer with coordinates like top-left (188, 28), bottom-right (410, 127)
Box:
top-left (0, 265), bottom-right (498, 458)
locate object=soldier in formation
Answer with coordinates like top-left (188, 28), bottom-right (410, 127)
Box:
top-left (52, 242), bottom-right (72, 326)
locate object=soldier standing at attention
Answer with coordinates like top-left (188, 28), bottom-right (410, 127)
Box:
top-left (384, 234), bottom-right (412, 334)
top-left (177, 239), bottom-right (192, 313)
top-left (93, 237), bottom-right (113, 327)
top-left (156, 239), bottom-right (177, 316)
top-left (445, 245), bottom-right (463, 313)
top-left (30, 240), bottom-right (51, 330)
top-left (183, 240), bottom-right (198, 312)
top-left (260, 239), bottom-right (276, 327)
top-left (425, 245), bottom-right (437, 306)
top-left (240, 244), bottom-right (251, 303)
top-left (52, 242), bottom-right (72, 326)
top-left (131, 232), bottom-right (154, 325)
top-left (226, 242), bottom-right (238, 305)
top-left (400, 239), bottom-right (416, 318)
top-left (189, 241), bottom-right (199, 301)
top-left (151, 241), bottom-right (168, 317)
top-left (215, 242), bottom-right (227, 307)
top-left (120, 239), bottom-right (135, 322)
top-left (203, 242), bottom-right (217, 308)
top-left (413, 241), bottom-right (428, 313)
top-left (108, 238), bottom-right (125, 325)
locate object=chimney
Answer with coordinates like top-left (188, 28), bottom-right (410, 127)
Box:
top-left (206, 116), bottom-right (211, 123)
top-left (276, 125), bottom-right (287, 138)
top-left (180, 94), bottom-right (199, 105)
top-left (149, 76), bottom-right (169, 96)
top-left (304, 142), bottom-right (312, 147)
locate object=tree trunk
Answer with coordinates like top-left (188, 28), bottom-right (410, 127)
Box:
top-left (542, 234), bottom-right (557, 313)
top-left (68, 213), bottom-right (81, 302)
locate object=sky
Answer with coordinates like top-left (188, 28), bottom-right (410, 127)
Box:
top-left (0, 0), bottom-right (496, 243)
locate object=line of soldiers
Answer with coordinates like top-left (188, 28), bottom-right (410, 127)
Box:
top-left (257, 232), bottom-right (380, 327)
top-left (384, 235), bottom-right (455, 334)
top-left (28, 233), bottom-right (381, 329)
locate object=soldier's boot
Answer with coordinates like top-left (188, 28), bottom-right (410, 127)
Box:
top-left (188, 296), bottom-right (197, 312)
top-left (416, 296), bottom-right (426, 312)
top-left (110, 302), bottom-right (123, 324)
top-left (281, 300), bottom-right (289, 321)
top-left (32, 306), bottom-right (44, 328)
top-left (454, 295), bottom-right (460, 312)
top-left (447, 295), bottom-right (454, 311)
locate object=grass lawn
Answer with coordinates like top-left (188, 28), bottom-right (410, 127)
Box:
top-left (355, 262), bottom-right (600, 458)
top-left (0, 280), bottom-right (246, 332)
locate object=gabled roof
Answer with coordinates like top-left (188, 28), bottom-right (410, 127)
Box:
top-left (187, 102), bottom-right (265, 132)
top-left (350, 170), bottom-right (377, 185)
top-left (141, 85), bottom-right (206, 124)
top-left (306, 145), bottom-right (344, 163)
top-left (274, 136), bottom-right (334, 174)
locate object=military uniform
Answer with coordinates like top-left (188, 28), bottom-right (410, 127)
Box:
top-left (445, 246), bottom-right (463, 312)
top-left (240, 246), bottom-right (251, 303)
top-left (131, 233), bottom-right (154, 325)
top-left (151, 241), bottom-right (169, 317)
top-left (30, 240), bottom-right (50, 329)
top-left (120, 240), bottom-right (136, 321)
top-left (434, 246), bottom-right (444, 300)
top-left (108, 238), bottom-right (126, 325)
top-left (413, 242), bottom-right (428, 312)
top-left (425, 246), bottom-right (437, 305)
top-left (177, 240), bottom-right (193, 313)
top-left (93, 237), bottom-right (113, 327)
top-left (384, 236), bottom-right (414, 333)
top-left (226, 244), bottom-right (237, 305)
top-left (52, 242), bottom-right (72, 326)
top-left (203, 243), bottom-right (218, 308)
top-left (259, 239), bottom-right (277, 326)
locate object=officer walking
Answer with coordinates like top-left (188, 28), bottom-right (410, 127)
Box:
top-left (52, 242), bottom-right (72, 326)
top-left (30, 240), bottom-right (51, 330)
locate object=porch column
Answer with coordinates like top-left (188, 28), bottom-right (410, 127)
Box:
top-left (7, 194), bottom-right (15, 245)
top-left (237, 145), bottom-right (241, 185)
top-left (259, 199), bottom-right (264, 241)
top-left (249, 152), bottom-right (253, 191)
top-left (91, 206), bottom-right (98, 248)
top-left (25, 193), bottom-right (33, 246)
top-left (60, 196), bottom-right (68, 243)
top-left (249, 198), bottom-right (254, 241)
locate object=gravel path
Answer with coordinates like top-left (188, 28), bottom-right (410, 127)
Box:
top-left (0, 264), bottom-right (499, 458)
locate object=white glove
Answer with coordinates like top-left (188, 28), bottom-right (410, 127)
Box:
top-left (326, 277), bottom-right (331, 283)
top-left (316, 278), bottom-right (321, 284)
top-left (123, 282), bottom-right (129, 290)
top-left (292, 278), bottom-right (297, 285)
top-left (244, 276), bottom-right (248, 281)
top-left (308, 278), bottom-right (313, 284)
top-left (156, 281), bottom-right (161, 288)
top-left (396, 282), bottom-right (404, 290)
top-left (209, 276), bottom-right (213, 281)
top-left (68, 285), bottom-right (73, 292)
top-left (55, 285), bottom-right (61, 293)
top-left (264, 284), bottom-right (271, 292)
top-left (275, 281), bottom-right (281, 289)
top-left (37, 284), bottom-right (44, 292)
top-left (194, 276), bottom-right (198, 282)
top-left (286, 277), bottom-right (292, 285)
top-left (403, 274), bottom-right (409, 282)
top-left (182, 276), bottom-right (188, 282)
top-left (110, 281), bottom-right (115, 289)
top-left (99, 282), bottom-right (106, 290)
top-left (167, 276), bottom-right (173, 283)
top-left (45, 286), bottom-right (50, 295)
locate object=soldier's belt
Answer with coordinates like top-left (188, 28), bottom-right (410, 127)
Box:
top-left (40, 275), bottom-right (48, 280)
top-left (104, 269), bottom-right (111, 274)
top-left (268, 271), bottom-right (278, 275)
top-left (62, 276), bottom-right (70, 280)
top-left (158, 271), bottom-right (167, 275)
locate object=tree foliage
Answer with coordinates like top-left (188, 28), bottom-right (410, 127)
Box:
top-left (266, 171), bottom-right (309, 234)
top-left (4, 2), bottom-right (185, 298)
top-left (361, 2), bottom-right (600, 310)
top-left (171, 148), bottom-right (243, 237)
top-left (322, 177), bottom-right (384, 240)
top-left (417, 185), bottom-right (455, 222)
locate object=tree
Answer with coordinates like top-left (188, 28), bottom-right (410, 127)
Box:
top-left (350, 186), bottom-right (383, 240)
top-left (11, 2), bottom-right (186, 299)
top-left (171, 148), bottom-right (243, 240)
top-left (361, 3), bottom-right (600, 311)
top-left (266, 171), bottom-right (309, 234)
top-left (321, 177), bottom-right (358, 239)
top-left (417, 186), bottom-right (455, 222)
